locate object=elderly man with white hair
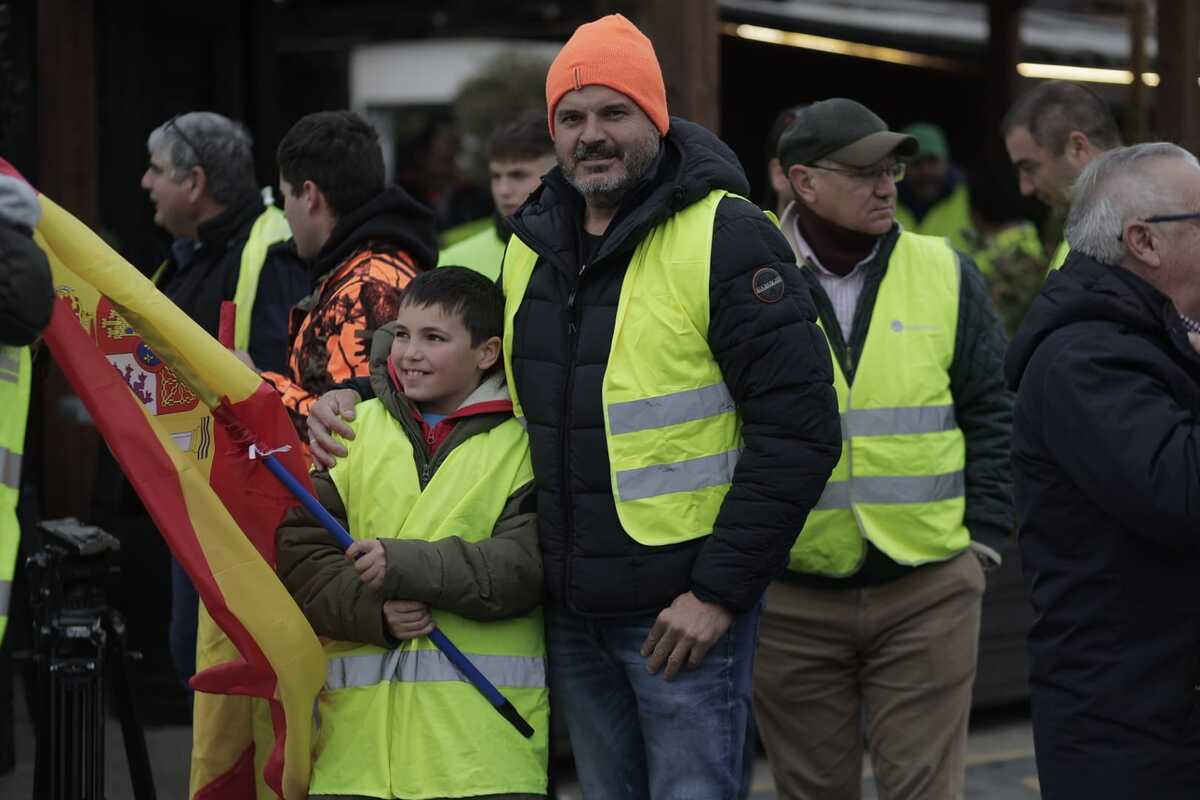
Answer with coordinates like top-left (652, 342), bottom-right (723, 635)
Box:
top-left (1006, 141), bottom-right (1200, 799)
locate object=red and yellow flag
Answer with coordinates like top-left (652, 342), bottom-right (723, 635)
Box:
top-left (33, 192), bottom-right (325, 799)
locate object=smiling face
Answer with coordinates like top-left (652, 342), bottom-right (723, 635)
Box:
top-left (553, 85), bottom-right (661, 209)
top-left (389, 302), bottom-right (501, 415)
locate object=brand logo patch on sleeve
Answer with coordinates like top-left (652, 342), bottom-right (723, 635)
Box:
top-left (752, 267), bottom-right (786, 304)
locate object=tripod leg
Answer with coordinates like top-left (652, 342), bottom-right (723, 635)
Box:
top-left (110, 618), bottom-right (157, 799)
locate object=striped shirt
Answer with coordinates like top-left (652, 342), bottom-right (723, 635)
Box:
top-left (789, 214), bottom-right (880, 344)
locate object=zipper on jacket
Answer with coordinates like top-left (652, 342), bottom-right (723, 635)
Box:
top-left (420, 461), bottom-right (432, 488)
top-left (560, 275), bottom-right (584, 608)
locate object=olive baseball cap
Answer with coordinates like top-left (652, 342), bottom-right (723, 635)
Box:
top-left (778, 98), bottom-right (918, 169)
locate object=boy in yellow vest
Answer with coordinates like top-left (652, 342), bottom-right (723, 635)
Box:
top-left (275, 266), bottom-right (547, 800)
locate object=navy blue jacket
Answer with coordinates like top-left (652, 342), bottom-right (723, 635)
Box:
top-left (1006, 251), bottom-right (1200, 799)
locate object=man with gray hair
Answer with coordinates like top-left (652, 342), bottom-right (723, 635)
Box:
top-left (134, 111), bottom-right (307, 688)
top-left (1006, 142), bottom-right (1200, 798)
top-left (141, 111), bottom-right (307, 369)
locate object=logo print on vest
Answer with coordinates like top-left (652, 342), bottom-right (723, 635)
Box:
top-left (752, 267), bottom-right (785, 304)
top-left (890, 319), bottom-right (940, 333)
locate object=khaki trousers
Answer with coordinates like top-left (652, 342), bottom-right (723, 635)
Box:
top-left (753, 551), bottom-right (984, 800)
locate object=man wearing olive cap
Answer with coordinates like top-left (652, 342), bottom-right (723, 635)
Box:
top-left (755, 98), bottom-right (1013, 799)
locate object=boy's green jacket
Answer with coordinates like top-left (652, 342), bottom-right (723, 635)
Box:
top-left (276, 322), bottom-right (542, 647)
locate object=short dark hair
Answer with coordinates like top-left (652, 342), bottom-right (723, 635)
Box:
top-left (399, 266), bottom-right (503, 348)
top-left (1002, 81), bottom-right (1122, 155)
top-left (488, 110), bottom-right (554, 163)
top-left (277, 111), bottom-right (384, 218)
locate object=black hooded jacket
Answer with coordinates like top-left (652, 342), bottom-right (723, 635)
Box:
top-left (305, 185), bottom-right (439, 285)
top-left (503, 118), bottom-right (841, 616)
top-left (1006, 251), bottom-right (1200, 798)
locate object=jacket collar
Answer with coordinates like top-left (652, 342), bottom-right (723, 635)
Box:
top-left (195, 193), bottom-right (263, 251)
top-left (310, 186), bottom-right (438, 284)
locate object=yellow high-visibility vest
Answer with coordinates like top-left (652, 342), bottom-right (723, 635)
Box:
top-left (501, 189), bottom-right (747, 546)
top-left (896, 183), bottom-right (974, 254)
top-left (316, 399), bottom-right (547, 798)
top-left (232, 205), bottom-right (292, 350)
top-left (1048, 239), bottom-right (1070, 271)
top-left (0, 345), bottom-right (31, 644)
top-left (789, 232), bottom-right (968, 576)
top-left (438, 225), bottom-right (507, 282)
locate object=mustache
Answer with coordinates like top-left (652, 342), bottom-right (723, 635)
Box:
top-left (572, 142), bottom-right (621, 161)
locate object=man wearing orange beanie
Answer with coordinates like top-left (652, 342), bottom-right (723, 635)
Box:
top-left (305, 13), bottom-right (841, 798)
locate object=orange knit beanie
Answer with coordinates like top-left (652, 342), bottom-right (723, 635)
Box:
top-left (545, 14), bottom-right (669, 138)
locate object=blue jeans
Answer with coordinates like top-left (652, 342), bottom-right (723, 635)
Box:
top-left (547, 602), bottom-right (761, 800)
top-left (168, 556), bottom-right (198, 688)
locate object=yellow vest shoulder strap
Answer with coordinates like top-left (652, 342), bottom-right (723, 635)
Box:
top-left (233, 205), bottom-right (293, 351)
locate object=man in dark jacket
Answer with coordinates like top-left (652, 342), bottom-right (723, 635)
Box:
top-left (307, 14), bottom-right (841, 798)
top-left (1007, 142), bottom-right (1200, 799)
top-left (141, 111), bottom-right (307, 372)
top-left (758, 98), bottom-right (1013, 799)
top-left (109, 112), bottom-right (309, 700)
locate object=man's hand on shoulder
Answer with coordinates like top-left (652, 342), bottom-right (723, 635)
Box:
top-left (308, 388), bottom-right (362, 468)
top-left (640, 591), bottom-right (734, 681)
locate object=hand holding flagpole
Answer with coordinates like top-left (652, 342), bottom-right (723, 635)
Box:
top-left (253, 451), bottom-right (535, 738)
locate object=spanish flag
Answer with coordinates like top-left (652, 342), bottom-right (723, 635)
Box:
top-left (32, 190), bottom-right (325, 799)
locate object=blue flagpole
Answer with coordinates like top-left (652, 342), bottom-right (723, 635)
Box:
top-left (260, 452), bottom-right (534, 738)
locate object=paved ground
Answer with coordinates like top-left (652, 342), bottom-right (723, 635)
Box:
top-left (0, 678), bottom-right (1039, 799)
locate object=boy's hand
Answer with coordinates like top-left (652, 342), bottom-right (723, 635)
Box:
top-left (308, 389), bottom-right (361, 468)
top-left (383, 600), bottom-right (434, 640)
top-left (346, 539), bottom-right (387, 591)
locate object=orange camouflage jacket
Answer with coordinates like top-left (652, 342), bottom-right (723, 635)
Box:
top-left (261, 246), bottom-right (419, 438)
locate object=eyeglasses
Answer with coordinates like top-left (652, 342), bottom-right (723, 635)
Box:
top-left (811, 161), bottom-right (906, 183)
top-left (1117, 211), bottom-right (1200, 241)
top-left (164, 114), bottom-right (206, 175)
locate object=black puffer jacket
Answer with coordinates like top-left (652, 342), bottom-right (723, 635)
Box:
top-left (1006, 252), bottom-right (1200, 799)
top-left (505, 118), bottom-right (841, 616)
top-left (0, 173), bottom-right (52, 345)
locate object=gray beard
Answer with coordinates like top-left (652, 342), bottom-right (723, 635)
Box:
top-left (565, 137), bottom-right (660, 210)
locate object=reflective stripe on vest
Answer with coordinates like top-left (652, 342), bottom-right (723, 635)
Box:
top-left (0, 447), bottom-right (20, 491)
top-left (501, 189), bottom-right (749, 546)
top-left (0, 346), bottom-right (31, 646)
top-left (326, 649), bottom-right (546, 692)
top-left (789, 233), bottom-right (968, 577)
top-left (315, 399), bottom-right (547, 798)
top-left (814, 471), bottom-right (965, 510)
top-left (838, 404), bottom-right (955, 438)
top-left (233, 205), bottom-right (293, 351)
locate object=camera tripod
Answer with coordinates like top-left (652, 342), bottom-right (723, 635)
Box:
top-left (27, 518), bottom-right (156, 800)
